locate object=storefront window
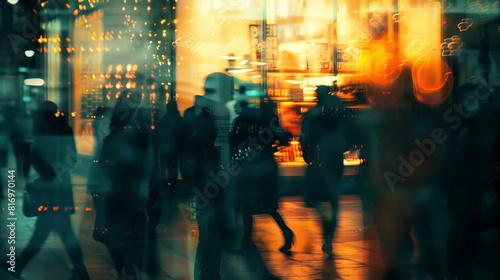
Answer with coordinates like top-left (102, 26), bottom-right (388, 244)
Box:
top-left (39, 0), bottom-right (455, 165)
top-left (176, 0), bottom-right (265, 112)
top-left (44, 1), bottom-right (176, 155)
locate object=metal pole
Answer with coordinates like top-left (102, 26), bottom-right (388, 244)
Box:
top-left (262, 0), bottom-right (267, 96)
top-left (169, 0), bottom-right (176, 102)
top-left (333, 0), bottom-right (338, 79)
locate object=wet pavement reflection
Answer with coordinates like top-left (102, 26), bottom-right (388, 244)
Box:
top-left (1, 173), bottom-right (386, 279)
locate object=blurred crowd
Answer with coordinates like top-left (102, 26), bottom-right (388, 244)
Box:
top-left (0, 72), bottom-right (499, 280)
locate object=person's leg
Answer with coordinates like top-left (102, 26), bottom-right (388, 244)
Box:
top-left (446, 218), bottom-right (474, 279)
top-left (269, 211), bottom-right (294, 252)
top-left (313, 204), bottom-right (333, 256)
top-left (107, 244), bottom-right (137, 279)
top-left (269, 211), bottom-right (291, 234)
top-left (313, 204), bottom-right (334, 239)
top-left (328, 198), bottom-right (339, 239)
top-left (21, 143), bottom-right (31, 178)
top-left (54, 214), bottom-right (90, 279)
top-left (166, 160), bottom-right (178, 195)
top-left (195, 210), bottom-right (222, 280)
top-left (17, 216), bottom-right (53, 276)
top-left (374, 194), bottom-right (414, 280)
top-left (403, 185), bottom-right (447, 279)
top-left (146, 188), bottom-right (163, 230)
top-left (242, 210), bottom-right (254, 244)
top-left (313, 196), bottom-right (339, 257)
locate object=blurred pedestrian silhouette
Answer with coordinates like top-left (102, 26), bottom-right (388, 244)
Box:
top-left (181, 72), bottom-right (233, 180)
top-left (446, 83), bottom-right (500, 279)
top-left (96, 91), bottom-right (157, 278)
top-left (231, 95), bottom-right (294, 254)
top-left (366, 66), bottom-right (451, 279)
top-left (300, 85), bottom-right (347, 258)
top-left (0, 111), bottom-right (6, 199)
top-left (186, 73), bottom-right (233, 280)
top-left (7, 103), bottom-right (34, 178)
top-left (86, 106), bottom-right (112, 233)
top-left (192, 107), bottom-right (224, 280)
top-left (147, 99), bottom-right (189, 237)
top-left (153, 100), bottom-right (187, 194)
top-left (85, 106), bottom-right (115, 275)
top-left (11, 100), bottom-right (89, 279)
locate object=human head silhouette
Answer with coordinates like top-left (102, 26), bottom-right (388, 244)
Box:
top-left (316, 85), bottom-right (330, 103)
top-left (110, 90), bottom-right (142, 132)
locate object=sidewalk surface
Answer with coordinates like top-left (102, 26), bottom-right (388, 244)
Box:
top-left (1, 168), bottom-right (385, 280)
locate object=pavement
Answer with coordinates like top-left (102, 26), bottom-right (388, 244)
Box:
top-left (0, 157), bottom-right (386, 280)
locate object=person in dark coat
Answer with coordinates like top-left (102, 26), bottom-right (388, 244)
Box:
top-left (0, 111), bottom-right (6, 199)
top-left (231, 96), bottom-right (294, 253)
top-left (446, 83), bottom-right (500, 279)
top-left (299, 85), bottom-right (347, 257)
top-left (191, 107), bottom-right (225, 280)
top-left (86, 106), bottom-right (112, 241)
top-left (186, 73), bottom-right (233, 280)
top-left (148, 100), bottom-right (188, 241)
top-left (7, 103), bottom-right (34, 179)
top-left (366, 67), bottom-right (451, 279)
top-left (153, 100), bottom-right (188, 195)
top-left (11, 101), bottom-right (89, 279)
top-left (96, 91), bottom-right (154, 278)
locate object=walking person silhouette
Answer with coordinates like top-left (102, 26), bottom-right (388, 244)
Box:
top-left (5, 100), bottom-right (90, 279)
top-left (96, 91), bottom-right (155, 278)
top-left (231, 95), bottom-right (295, 254)
top-left (300, 85), bottom-right (347, 258)
top-left (185, 73), bottom-right (233, 280)
top-left (149, 100), bottom-right (189, 228)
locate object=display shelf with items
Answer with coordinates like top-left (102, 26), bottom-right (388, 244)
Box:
top-left (273, 101), bottom-right (370, 177)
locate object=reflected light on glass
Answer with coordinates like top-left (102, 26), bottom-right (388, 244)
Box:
top-left (218, 55), bottom-right (242, 60)
top-left (25, 50), bottom-right (35, 57)
top-left (245, 90), bottom-right (264, 96)
top-left (228, 68), bottom-right (253, 73)
top-left (285, 80), bottom-right (306, 84)
top-left (24, 78), bottom-right (45, 86)
top-left (320, 76), bottom-right (339, 81)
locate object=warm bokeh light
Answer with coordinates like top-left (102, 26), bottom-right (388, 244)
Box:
top-left (412, 55), bottom-right (453, 105)
top-left (24, 78), bottom-right (45, 86)
top-left (25, 50), bottom-right (35, 57)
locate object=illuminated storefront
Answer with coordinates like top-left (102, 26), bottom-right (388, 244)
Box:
top-left (41, 0), bottom-right (175, 155)
top-left (38, 0), bottom-right (499, 170)
top-left (174, 0), bottom-right (445, 174)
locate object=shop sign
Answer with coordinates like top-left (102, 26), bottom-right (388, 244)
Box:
top-left (268, 88), bottom-right (289, 99)
top-left (250, 24), bottom-right (261, 62)
top-left (337, 43), bottom-right (358, 73)
top-left (306, 41), bottom-right (330, 70)
top-left (266, 24), bottom-right (278, 70)
top-left (266, 24), bottom-right (277, 37)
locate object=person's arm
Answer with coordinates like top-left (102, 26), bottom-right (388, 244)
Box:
top-left (299, 114), bottom-right (310, 163)
top-left (31, 146), bottom-right (56, 181)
